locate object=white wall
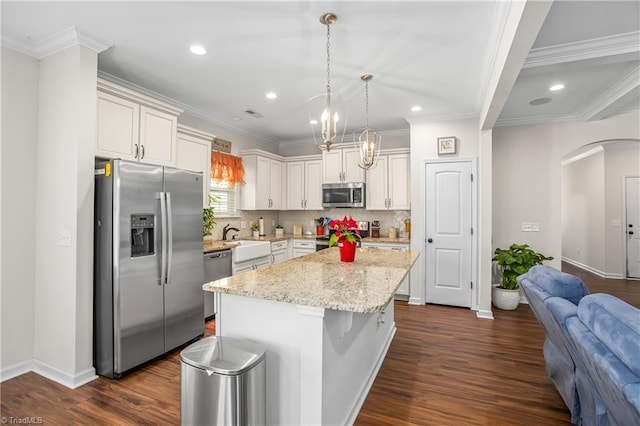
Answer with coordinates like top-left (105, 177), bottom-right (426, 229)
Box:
top-left (32, 45), bottom-right (97, 387)
top-left (0, 47), bottom-right (39, 377)
top-left (562, 149), bottom-right (606, 272)
top-left (492, 113), bottom-right (640, 274)
top-left (605, 145), bottom-right (640, 275)
top-left (408, 118), bottom-right (486, 309)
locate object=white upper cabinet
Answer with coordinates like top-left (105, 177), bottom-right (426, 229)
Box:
top-left (286, 159), bottom-right (322, 210)
top-left (96, 79), bottom-right (182, 167)
top-left (322, 147), bottom-right (365, 183)
top-left (240, 151), bottom-right (282, 210)
top-left (176, 125), bottom-right (213, 208)
top-left (366, 152), bottom-right (410, 210)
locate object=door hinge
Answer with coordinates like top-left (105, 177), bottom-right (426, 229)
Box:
top-left (470, 173), bottom-right (474, 182)
top-left (471, 227), bottom-right (474, 235)
top-left (471, 281), bottom-right (473, 289)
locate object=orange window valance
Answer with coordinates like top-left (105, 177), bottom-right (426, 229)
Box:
top-left (210, 151), bottom-right (245, 186)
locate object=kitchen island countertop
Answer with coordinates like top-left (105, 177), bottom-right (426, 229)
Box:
top-left (204, 246), bottom-right (419, 313)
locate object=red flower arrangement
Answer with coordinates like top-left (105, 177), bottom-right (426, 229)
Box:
top-left (328, 216), bottom-right (361, 247)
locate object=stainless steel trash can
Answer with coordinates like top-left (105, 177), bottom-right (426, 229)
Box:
top-left (180, 336), bottom-right (266, 425)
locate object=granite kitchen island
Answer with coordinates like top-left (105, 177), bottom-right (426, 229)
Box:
top-left (204, 247), bottom-right (419, 426)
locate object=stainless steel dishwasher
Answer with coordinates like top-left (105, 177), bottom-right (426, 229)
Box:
top-left (203, 249), bottom-right (232, 319)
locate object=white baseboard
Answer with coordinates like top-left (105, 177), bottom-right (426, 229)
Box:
top-left (0, 360), bottom-right (34, 382)
top-left (476, 309), bottom-right (494, 320)
top-left (32, 360), bottom-right (97, 389)
top-left (562, 257), bottom-right (625, 279)
top-left (408, 296), bottom-right (423, 305)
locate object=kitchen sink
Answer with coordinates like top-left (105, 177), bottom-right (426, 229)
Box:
top-left (232, 240), bottom-right (271, 263)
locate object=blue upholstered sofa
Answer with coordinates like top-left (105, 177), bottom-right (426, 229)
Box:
top-left (519, 265), bottom-right (640, 425)
top-left (518, 265), bottom-right (591, 424)
top-left (566, 294), bottom-right (640, 426)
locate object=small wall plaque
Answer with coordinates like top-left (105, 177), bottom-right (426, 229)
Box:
top-left (212, 138), bottom-right (232, 153)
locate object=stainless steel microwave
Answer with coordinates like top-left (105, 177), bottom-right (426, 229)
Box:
top-left (322, 182), bottom-right (365, 208)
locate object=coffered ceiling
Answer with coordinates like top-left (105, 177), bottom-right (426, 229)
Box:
top-left (2, 1), bottom-right (638, 146)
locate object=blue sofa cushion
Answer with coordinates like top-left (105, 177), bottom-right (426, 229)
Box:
top-left (567, 311), bottom-right (640, 425)
top-left (524, 265), bottom-right (589, 305)
top-left (578, 294), bottom-right (640, 377)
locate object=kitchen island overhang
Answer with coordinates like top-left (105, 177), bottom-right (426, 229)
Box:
top-left (204, 247), bottom-right (419, 426)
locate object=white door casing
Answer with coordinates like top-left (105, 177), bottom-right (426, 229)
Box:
top-left (425, 161), bottom-right (473, 308)
top-left (626, 176), bottom-right (640, 278)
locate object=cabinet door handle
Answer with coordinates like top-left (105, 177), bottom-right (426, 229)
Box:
top-left (134, 144), bottom-right (139, 159)
top-left (141, 145), bottom-right (145, 159)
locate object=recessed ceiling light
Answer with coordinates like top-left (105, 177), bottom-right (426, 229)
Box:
top-left (231, 116), bottom-right (242, 121)
top-left (190, 45), bottom-right (206, 55)
top-left (265, 92), bottom-right (277, 100)
top-left (309, 119), bottom-right (318, 125)
top-left (411, 105), bottom-right (422, 112)
top-left (549, 83), bottom-right (565, 91)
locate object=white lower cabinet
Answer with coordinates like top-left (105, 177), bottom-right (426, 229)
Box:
top-left (362, 242), bottom-right (410, 297)
top-left (232, 256), bottom-right (270, 275)
top-left (271, 240), bottom-right (288, 264)
top-left (291, 239), bottom-right (316, 258)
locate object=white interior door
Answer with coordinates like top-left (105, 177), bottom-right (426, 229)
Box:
top-left (626, 176), bottom-right (640, 278)
top-left (425, 161), bottom-right (473, 307)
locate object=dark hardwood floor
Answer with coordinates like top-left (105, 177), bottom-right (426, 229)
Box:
top-left (1, 263), bottom-right (637, 425)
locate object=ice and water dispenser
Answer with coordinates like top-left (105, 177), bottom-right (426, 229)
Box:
top-left (130, 214), bottom-right (155, 257)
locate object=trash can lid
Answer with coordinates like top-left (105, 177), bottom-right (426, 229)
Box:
top-left (180, 336), bottom-right (265, 376)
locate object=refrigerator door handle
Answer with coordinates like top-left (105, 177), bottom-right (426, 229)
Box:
top-left (166, 192), bottom-right (174, 284)
top-left (160, 191), bottom-right (168, 285)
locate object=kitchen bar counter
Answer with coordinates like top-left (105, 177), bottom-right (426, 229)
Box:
top-left (204, 247), bottom-right (418, 313)
top-left (206, 246), bottom-right (419, 425)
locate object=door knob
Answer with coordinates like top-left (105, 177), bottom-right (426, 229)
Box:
top-left (630, 231), bottom-right (635, 235)
top-left (427, 238), bottom-right (433, 243)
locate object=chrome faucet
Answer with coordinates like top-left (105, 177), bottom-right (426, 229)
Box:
top-left (222, 224), bottom-right (239, 241)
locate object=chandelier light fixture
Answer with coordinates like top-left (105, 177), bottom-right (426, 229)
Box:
top-left (353, 74), bottom-right (381, 169)
top-left (307, 12), bottom-right (348, 152)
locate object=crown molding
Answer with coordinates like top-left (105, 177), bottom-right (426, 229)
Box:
top-left (3, 26), bottom-right (112, 59)
top-left (494, 112), bottom-right (583, 128)
top-left (523, 31), bottom-right (640, 69)
top-left (582, 65), bottom-right (640, 121)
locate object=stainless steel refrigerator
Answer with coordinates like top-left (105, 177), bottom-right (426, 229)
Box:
top-left (94, 159), bottom-right (204, 378)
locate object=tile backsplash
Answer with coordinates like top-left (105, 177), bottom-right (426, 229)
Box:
top-left (207, 209), bottom-right (410, 240)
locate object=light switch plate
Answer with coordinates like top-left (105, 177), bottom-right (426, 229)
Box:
top-left (522, 222), bottom-right (540, 232)
top-left (240, 221), bottom-right (247, 229)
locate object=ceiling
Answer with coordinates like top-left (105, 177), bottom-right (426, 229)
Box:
top-left (2, 1), bottom-right (639, 147)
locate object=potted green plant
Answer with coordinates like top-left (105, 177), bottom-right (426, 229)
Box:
top-left (492, 243), bottom-right (553, 310)
top-left (275, 224), bottom-right (284, 237)
top-left (203, 198), bottom-right (216, 238)
top-left (251, 222), bottom-right (260, 238)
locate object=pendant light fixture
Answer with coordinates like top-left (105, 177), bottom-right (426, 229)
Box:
top-left (353, 74), bottom-right (381, 169)
top-left (307, 12), bottom-right (348, 152)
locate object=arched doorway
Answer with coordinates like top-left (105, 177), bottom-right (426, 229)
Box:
top-left (561, 139), bottom-right (640, 278)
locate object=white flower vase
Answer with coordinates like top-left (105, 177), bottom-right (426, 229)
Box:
top-left (275, 228), bottom-right (284, 237)
top-left (492, 284), bottom-right (521, 310)
top-left (252, 231), bottom-right (260, 238)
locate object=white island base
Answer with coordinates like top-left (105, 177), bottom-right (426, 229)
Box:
top-left (216, 293), bottom-right (395, 426)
